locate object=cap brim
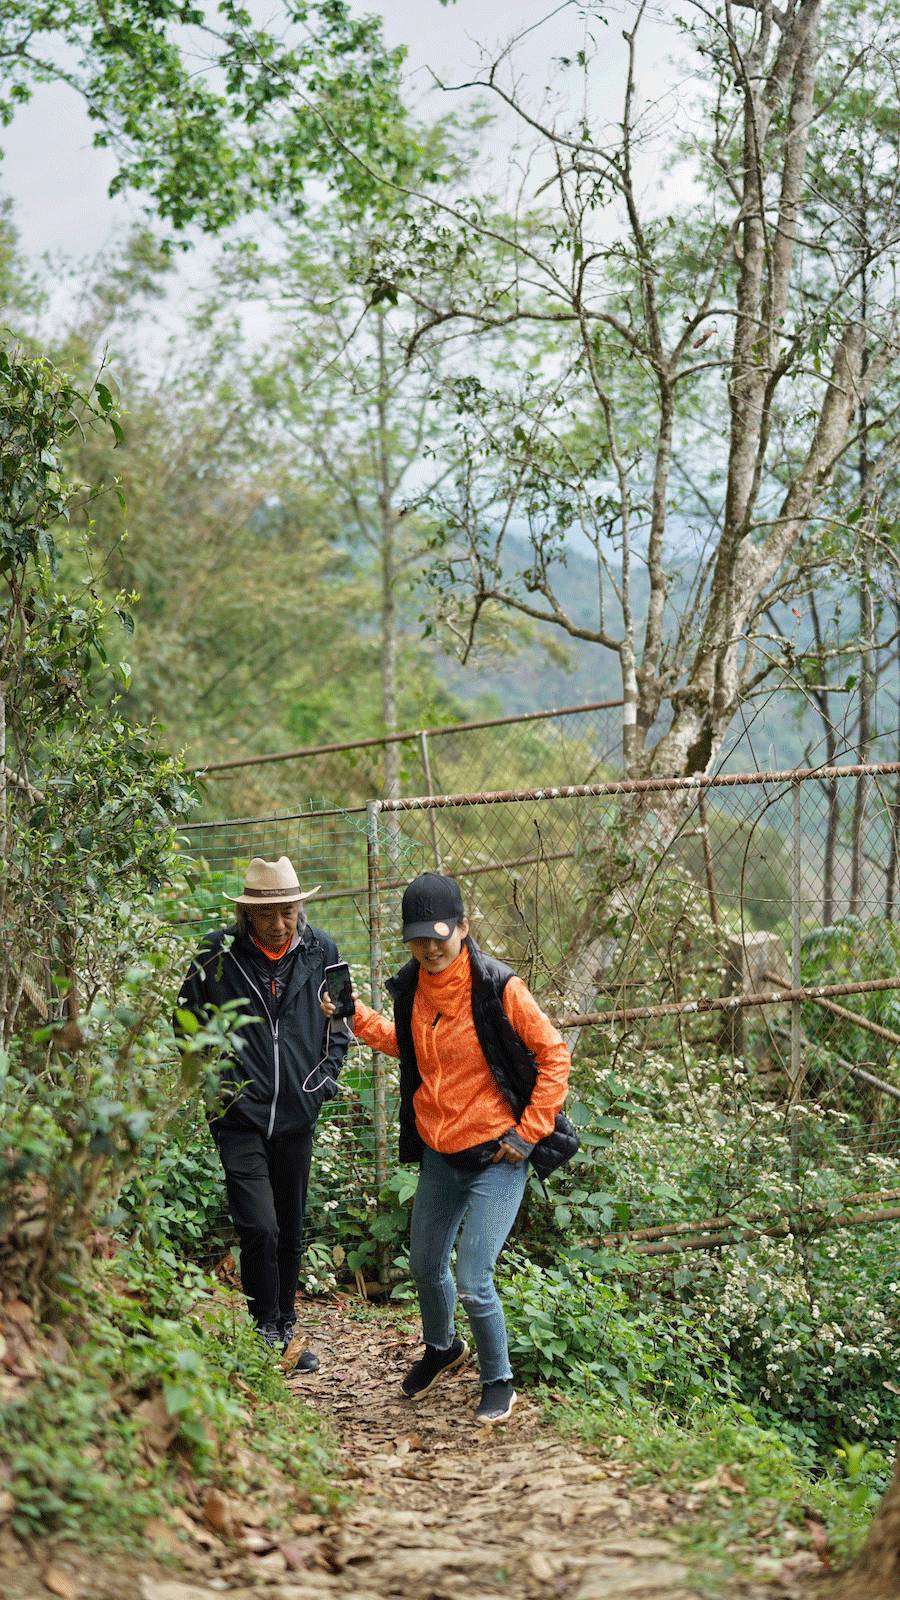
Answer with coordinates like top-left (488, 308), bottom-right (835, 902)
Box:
top-left (402, 920), bottom-right (454, 941)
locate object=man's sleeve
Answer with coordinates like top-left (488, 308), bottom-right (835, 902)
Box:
top-left (173, 942), bottom-right (214, 1037)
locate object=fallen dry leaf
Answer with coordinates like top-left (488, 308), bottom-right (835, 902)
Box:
top-left (719, 1468), bottom-right (747, 1495)
top-left (253, 1549), bottom-right (288, 1574)
top-left (693, 1464), bottom-right (746, 1494)
top-left (201, 1488), bottom-right (235, 1539)
top-left (804, 1511), bottom-right (831, 1569)
top-left (168, 1506), bottom-right (221, 1550)
top-left (277, 1535), bottom-right (329, 1573)
top-left (239, 1529), bottom-right (279, 1555)
top-left (138, 1579), bottom-right (228, 1600)
top-left (528, 1550), bottom-right (556, 1581)
top-left (143, 1516), bottom-right (183, 1555)
top-left (133, 1393), bottom-right (180, 1460)
top-left (4, 1298), bottom-right (33, 1325)
top-left (43, 1566), bottom-right (78, 1600)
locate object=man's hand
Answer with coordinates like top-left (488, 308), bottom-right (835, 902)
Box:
top-left (320, 988), bottom-right (358, 1019)
top-left (492, 1141), bottom-right (525, 1164)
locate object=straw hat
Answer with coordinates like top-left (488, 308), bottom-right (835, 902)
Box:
top-left (226, 856), bottom-right (320, 907)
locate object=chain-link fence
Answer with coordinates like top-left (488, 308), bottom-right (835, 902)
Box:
top-left (178, 760), bottom-right (900, 1256)
top-left (186, 699), bottom-right (624, 818)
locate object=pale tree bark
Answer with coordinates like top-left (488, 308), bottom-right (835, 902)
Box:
top-left (375, 313), bottom-right (401, 807)
top-left (886, 600), bottom-right (900, 921)
top-left (849, 573), bottom-right (875, 916)
top-left (850, 270), bottom-right (874, 919)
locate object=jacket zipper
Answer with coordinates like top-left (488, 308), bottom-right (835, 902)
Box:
top-left (269, 1023), bottom-right (280, 1138)
top-left (228, 952), bottom-right (281, 1137)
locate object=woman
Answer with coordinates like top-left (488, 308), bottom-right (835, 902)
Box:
top-left (321, 871), bottom-right (570, 1425)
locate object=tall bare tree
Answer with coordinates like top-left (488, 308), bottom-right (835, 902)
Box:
top-left (374, 0), bottom-right (899, 785)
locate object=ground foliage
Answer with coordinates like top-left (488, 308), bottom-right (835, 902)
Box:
top-left (0, 342), bottom-right (346, 1566)
top-left (0, 1250), bottom-right (339, 1545)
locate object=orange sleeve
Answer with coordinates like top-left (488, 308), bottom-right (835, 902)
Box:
top-left (352, 998), bottom-right (399, 1059)
top-left (502, 976), bottom-right (571, 1145)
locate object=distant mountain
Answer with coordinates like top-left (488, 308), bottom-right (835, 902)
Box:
top-left (445, 535), bottom-right (880, 776)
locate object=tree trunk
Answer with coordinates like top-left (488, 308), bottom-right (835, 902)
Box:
top-left (850, 287), bottom-right (874, 920)
top-left (834, 1447), bottom-right (900, 1598)
top-left (375, 314), bottom-right (400, 804)
top-left (886, 600), bottom-right (900, 920)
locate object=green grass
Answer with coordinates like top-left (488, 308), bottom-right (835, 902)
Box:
top-left (550, 1389), bottom-right (885, 1592)
top-left (1, 1245), bottom-right (343, 1546)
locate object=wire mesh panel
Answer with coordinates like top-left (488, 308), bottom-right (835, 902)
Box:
top-left (189, 701), bottom-right (624, 819)
top-left (375, 766), bottom-right (900, 1230)
top-left (176, 762), bottom-right (900, 1254)
top-left (178, 805), bottom-right (371, 960)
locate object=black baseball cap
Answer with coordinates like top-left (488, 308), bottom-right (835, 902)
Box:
top-left (401, 872), bottom-right (466, 941)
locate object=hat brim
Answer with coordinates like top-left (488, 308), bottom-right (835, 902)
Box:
top-left (402, 920), bottom-right (456, 941)
top-left (225, 885), bottom-right (321, 905)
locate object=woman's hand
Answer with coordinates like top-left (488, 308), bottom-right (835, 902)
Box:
top-left (492, 1141), bottom-right (526, 1164)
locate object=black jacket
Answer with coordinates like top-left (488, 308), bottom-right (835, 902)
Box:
top-left (177, 922), bottom-right (350, 1138)
top-left (386, 936), bottom-right (539, 1164)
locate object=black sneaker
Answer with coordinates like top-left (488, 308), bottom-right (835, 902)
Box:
top-left (279, 1315), bottom-right (297, 1353)
top-left (257, 1321), bottom-right (282, 1353)
top-left (289, 1348), bottom-right (320, 1374)
top-left (401, 1337), bottom-right (469, 1399)
top-left (475, 1379), bottom-right (517, 1424)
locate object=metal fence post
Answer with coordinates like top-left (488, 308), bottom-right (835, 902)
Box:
top-left (790, 780), bottom-right (803, 1097)
top-left (789, 779), bottom-right (805, 1194)
top-left (418, 731), bottom-right (443, 868)
top-left (366, 802), bottom-right (389, 1212)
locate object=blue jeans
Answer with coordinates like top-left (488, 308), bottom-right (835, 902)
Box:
top-left (409, 1146), bottom-right (528, 1384)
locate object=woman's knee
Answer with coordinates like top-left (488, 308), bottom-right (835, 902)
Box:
top-left (409, 1241), bottom-right (446, 1287)
top-left (456, 1261), bottom-right (497, 1314)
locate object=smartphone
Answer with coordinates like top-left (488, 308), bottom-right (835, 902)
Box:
top-left (324, 961), bottom-right (355, 1019)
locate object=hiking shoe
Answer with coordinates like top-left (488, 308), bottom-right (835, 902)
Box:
top-left (401, 1337), bottom-right (469, 1399)
top-left (257, 1321), bottom-right (282, 1354)
top-left (475, 1380), bottom-right (517, 1424)
top-left (280, 1322), bottom-right (320, 1375)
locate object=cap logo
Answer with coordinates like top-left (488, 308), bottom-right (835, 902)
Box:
top-left (433, 920), bottom-right (450, 937)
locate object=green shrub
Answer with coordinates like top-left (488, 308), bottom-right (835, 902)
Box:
top-left (528, 1044), bottom-right (900, 1464)
top-left (1, 1245), bottom-right (340, 1541)
top-left (500, 1249), bottom-right (734, 1412)
top-left (119, 1102), bottom-right (232, 1263)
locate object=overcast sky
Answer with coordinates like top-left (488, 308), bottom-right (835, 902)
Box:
top-left (1, 1), bottom-right (682, 265)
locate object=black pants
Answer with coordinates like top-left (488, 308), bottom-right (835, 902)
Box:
top-left (212, 1119), bottom-right (313, 1327)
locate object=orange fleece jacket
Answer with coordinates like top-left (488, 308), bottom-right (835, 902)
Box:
top-left (352, 944), bottom-right (570, 1154)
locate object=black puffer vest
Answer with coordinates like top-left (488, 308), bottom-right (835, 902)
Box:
top-left (385, 937), bottom-right (538, 1164)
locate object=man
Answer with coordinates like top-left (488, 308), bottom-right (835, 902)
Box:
top-left (177, 855), bottom-right (350, 1371)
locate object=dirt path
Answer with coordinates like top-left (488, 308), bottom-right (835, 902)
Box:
top-left (284, 1299), bottom-right (702, 1600)
top-left (7, 1298), bottom-right (813, 1600)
